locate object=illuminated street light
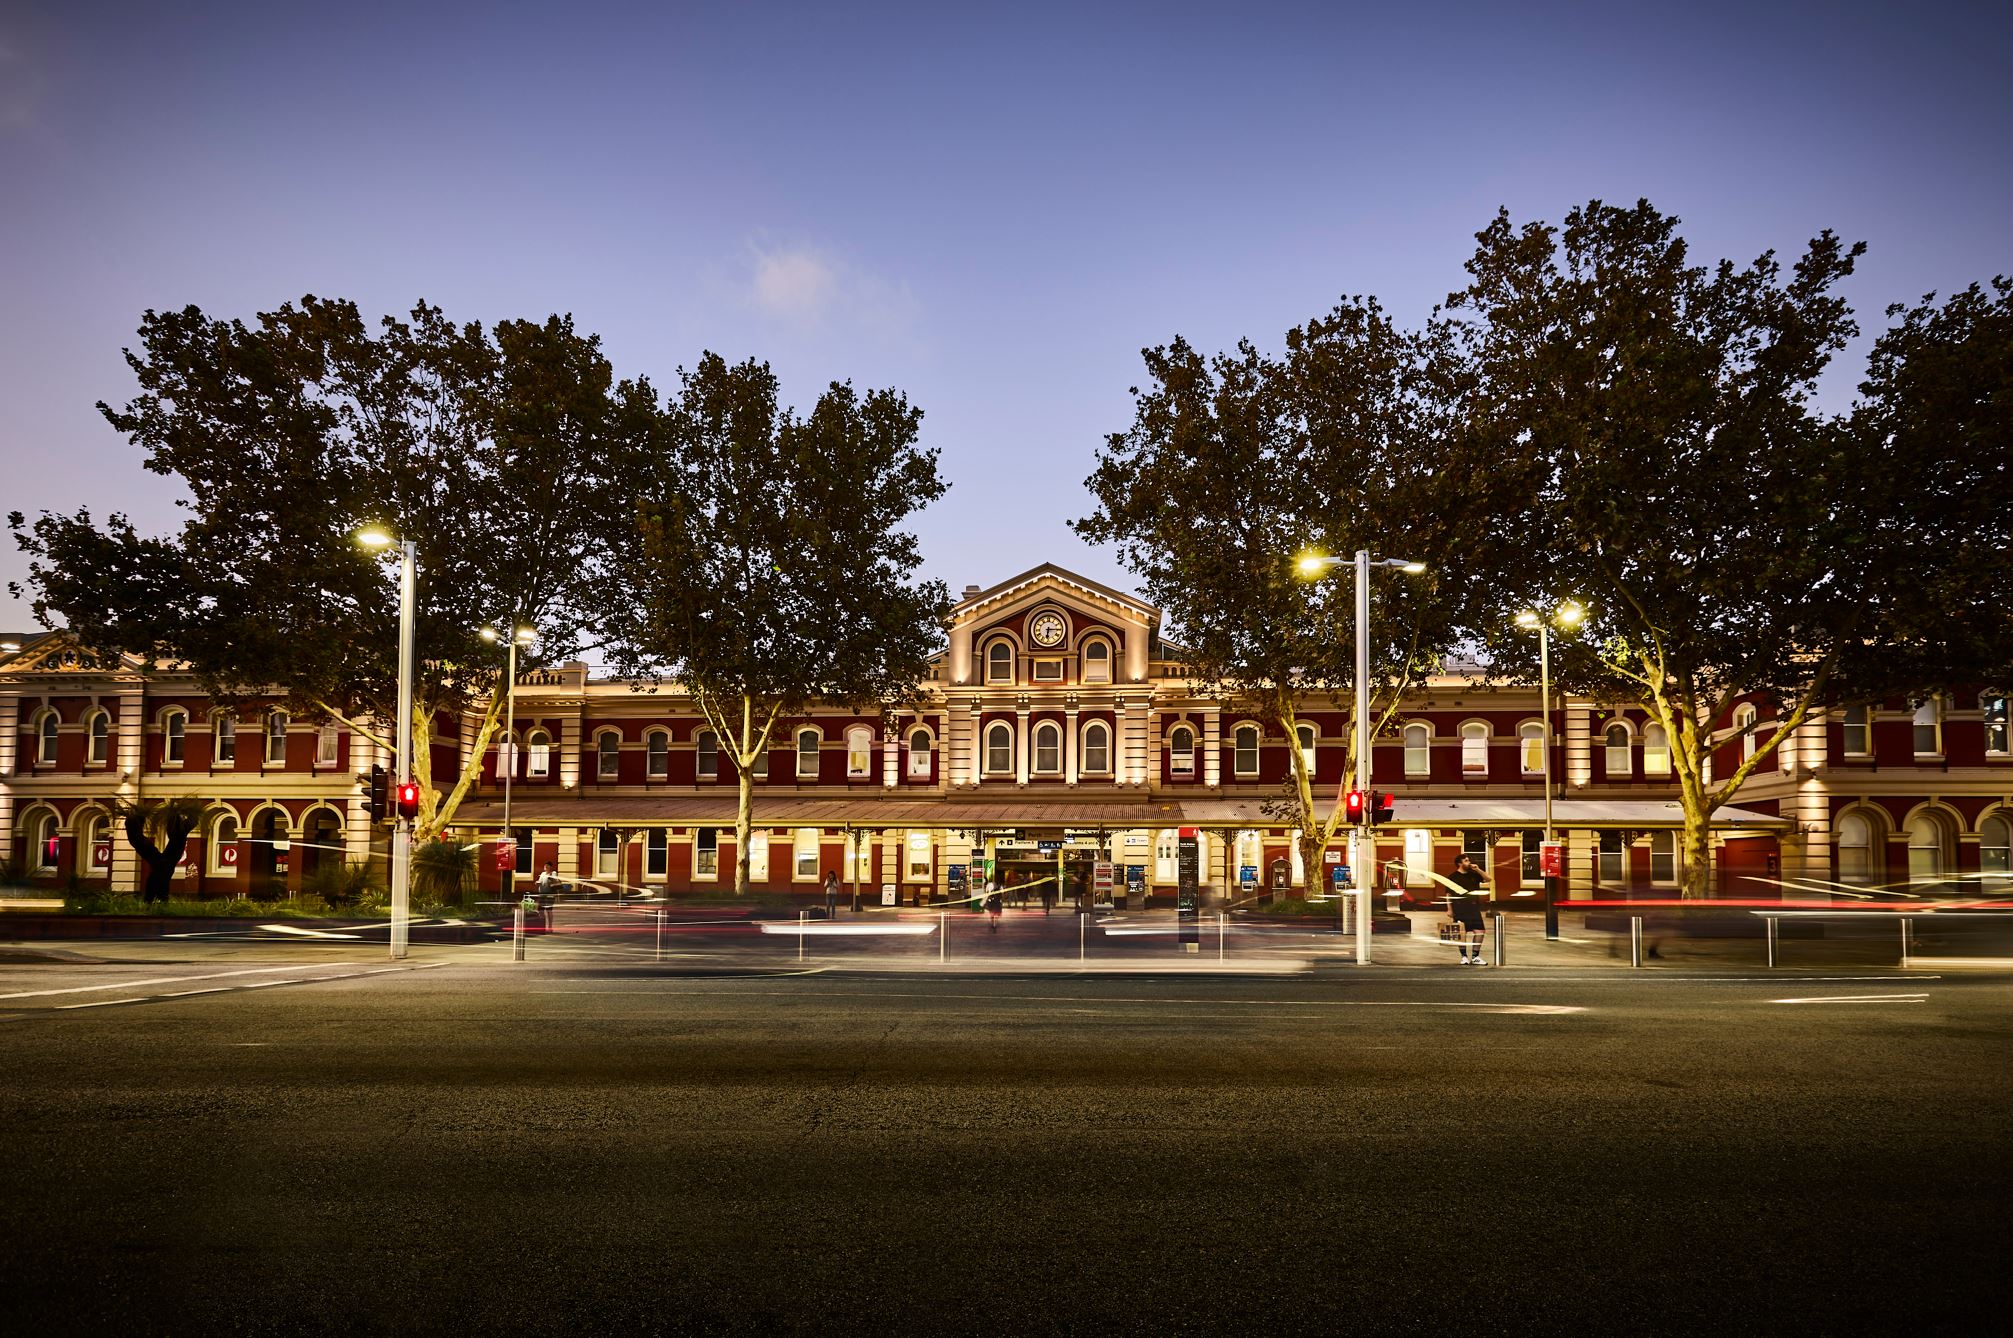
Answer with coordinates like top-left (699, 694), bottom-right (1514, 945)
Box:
top-left (356, 525), bottom-right (415, 960)
top-left (1515, 601), bottom-right (1583, 939)
top-left (1297, 549), bottom-right (1426, 963)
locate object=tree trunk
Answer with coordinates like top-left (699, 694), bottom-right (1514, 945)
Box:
top-left (1295, 832), bottom-right (1326, 898)
top-left (1679, 814), bottom-right (1715, 899)
top-left (734, 747), bottom-right (754, 898)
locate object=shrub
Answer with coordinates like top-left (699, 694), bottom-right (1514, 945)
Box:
top-left (412, 840), bottom-right (478, 907)
top-left (309, 859), bottom-right (385, 911)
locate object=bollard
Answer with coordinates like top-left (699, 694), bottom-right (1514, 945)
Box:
top-left (1901, 916), bottom-right (1912, 968)
top-left (939, 911), bottom-right (946, 965)
top-left (1219, 911), bottom-right (1226, 962)
top-left (798, 909), bottom-right (806, 963)
top-left (512, 904), bottom-right (526, 962)
top-left (1491, 912), bottom-right (1505, 967)
top-left (1079, 911), bottom-right (1086, 963)
top-left (656, 907), bottom-right (665, 964)
top-left (1766, 915), bottom-right (1777, 968)
top-left (1630, 915), bottom-right (1644, 968)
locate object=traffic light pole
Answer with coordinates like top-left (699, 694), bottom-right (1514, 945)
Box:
top-left (1354, 549), bottom-right (1373, 962)
top-left (390, 538), bottom-right (415, 962)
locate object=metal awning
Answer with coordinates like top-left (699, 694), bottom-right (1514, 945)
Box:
top-left (447, 795), bottom-right (1787, 832)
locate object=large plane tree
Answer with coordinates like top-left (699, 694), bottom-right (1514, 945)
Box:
top-left (602, 353), bottom-right (951, 896)
top-left (11, 297), bottom-right (656, 839)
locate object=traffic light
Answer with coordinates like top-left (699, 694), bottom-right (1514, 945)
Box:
top-left (1344, 789), bottom-right (1366, 825)
top-left (363, 765), bottom-right (388, 822)
top-left (395, 780), bottom-right (421, 821)
top-left (1371, 792), bottom-right (1396, 825)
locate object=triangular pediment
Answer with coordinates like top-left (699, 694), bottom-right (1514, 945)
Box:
top-left (0, 632), bottom-right (150, 677)
top-left (953, 563), bottom-right (1156, 629)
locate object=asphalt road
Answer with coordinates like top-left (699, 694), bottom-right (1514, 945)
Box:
top-left (2, 946), bottom-right (2008, 1336)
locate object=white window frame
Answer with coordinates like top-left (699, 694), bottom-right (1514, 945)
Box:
top-left (1169, 725), bottom-right (1195, 776)
top-left (29, 810), bottom-right (58, 871)
top-left (1518, 721), bottom-right (1545, 776)
top-left (265, 710), bottom-right (288, 765)
top-left (514, 826), bottom-right (534, 877)
top-left (796, 728), bottom-right (821, 780)
top-left (1155, 831), bottom-right (1177, 884)
top-left (86, 709), bottom-right (110, 766)
top-left (1734, 705), bottom-right (1758, 764)
top-left (694, 828), bottom-right (718, 880)
top-left (1295, 724), bottom-right (1316, 776)
top-left (1912, 697), bottom-right (1943, 757)
top-left (1980, 813), bottom-right (2011, 880)
top-left (753, 742), bottom-right (771, 780)
top-left (77, 811), bottom-right (108, 879)
top-left (794, 828), bottom-right (819, 881)
top-left (646, 729), bottom-right (670, 779)
top-left (907, 728), bottom-right (933, 779)
top-left (1233, 725), bottom-right (1260, 777)
top-left (214, 711), bottom-right (236, 763)
top-left (162, 709), bottom-right (186, 767)
top-left (1906, 809), bottom-right (1950, 884)
top-left (1034, 722), bottom-right (1061, 775)
top-left (596, 730), bottom-right (621, 780)
top-left (694, 731), bottom-right (717, 780)
top-left (1836, 811), bottom-right (1875, 886)
top-left (1984, 695), bottom-right (2009, 756)
top-left (1082, 638), bottom-right (1111, 684)
top-left (985, 640), bottom-right (1013, 684)
top-left (847, 725), bottom-right (874, 779)
top-left (596, 828), bottom-right (621, 879)
top-left (646, 829), bottom-right (667, 880)
top-left (1841, 705), bottom-right (1871, 757)
top-left (208, 812), bottom-right (240, 877)
top-left (316, 720), bottom-right (339, 767)
top-left (1460, 722), bottom-right (1488, 775)
top-left (1033, 659), bottom-right (1062, 683)
top-left (1642, 723), bottom-right (1672, 777)
top-left (1649, 830), bottom-right (1677, 884)
top-left (984, 722), bottom-right (1013, 776)
top-left (1403, 723), bottom-right (1429, 778)
top-left (906, 831), bottom-right (932, 881)
top-left (1403, 828), bottom-right (1433, 887)
top-left (747, 831), bottom-right (769, 881)
top-left (1604, 722), bottom-right (1632, 778)
top-left (1082, 720), bottom-right (1110, 774)
top-left (527, 731), bottom-right (551, 778)
top-left (34, 709), bottom-right (58, 765)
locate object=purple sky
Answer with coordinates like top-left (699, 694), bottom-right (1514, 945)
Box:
top-left (3, 0), bottom-right (2008, 625)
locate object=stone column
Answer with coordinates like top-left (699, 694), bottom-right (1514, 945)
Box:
top-left (1143, 704), bottom-right (1159, 789)
top-left (0, 692), bottom-right (17, 861)
top-left (1564, 699), bottom-right (1593, 790)
top-left (883, 729), bottom-right (898, 789)
top-left (1203, 707), bottom-right (1222, 789)
top-left (881, 828), bottom-right (901, 903)
top-left (112, 688), bottom-right (145, 894)
top-left (559, 711), bottom-right (583, 791)
top-left (1064, 700), bottom-right (1079, 786)
top-left (964, 702), bottom-right (981, 787)
top-left (1565, 827), bottom-right (1596, 899)
top-left (558, 826), bottom-right (581, 881)
top-left (1015, 702), bottom-right (1030, 787)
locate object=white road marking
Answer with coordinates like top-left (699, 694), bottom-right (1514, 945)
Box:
top-left (0, 963), bottom-right (330, 1000)
top-left (30, 961), bottom-right (446, 1011)
top-left (1771, 993), bottom-right (1930, 1005)
top-left (527, 987), bottom-right (1586, 1014)
top-left (58, 998), bottom-right (148, 1010)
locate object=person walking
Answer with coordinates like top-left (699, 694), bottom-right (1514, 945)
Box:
top-left (1449, 854), bottom-right (1488, 964)
top-left (985, 886), bottom-right (1004, 932)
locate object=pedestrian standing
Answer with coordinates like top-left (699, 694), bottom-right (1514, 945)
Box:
top-left (823, 871), bottom-right (839, 918)
top-left (985, 887), bottom-right (1004, 932)
top-left (1449, 854), bottom-right (1488, 965)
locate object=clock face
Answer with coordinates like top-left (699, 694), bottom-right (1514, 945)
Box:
top-left (1030, 612), bottom-right (1065, 647)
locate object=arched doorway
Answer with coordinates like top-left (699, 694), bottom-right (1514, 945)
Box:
top-left (249, 808), bottom-right (288, 899)
top-left (300, 808), bottom-right (342, 884)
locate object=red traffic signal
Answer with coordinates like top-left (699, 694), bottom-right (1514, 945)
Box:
top-left (395, 780), bottom-right (421, 820)
top-left (1372, 793), bottom-right (1396, 824)
top-left (1344, 790), bottom-right (1366, 824)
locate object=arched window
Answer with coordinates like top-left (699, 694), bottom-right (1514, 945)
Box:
top-left (1170, 725), bottom-right (1195, 776)
top-left (77, 811), bottom-right (106, 878)
top-left (986, 641), bottom-right (1013, 684)
top-left (596, 731), bottom-right (620, 779)
top-left (1233, 725), bottom-right (1260, 776)
top-left (1907, 810), bottom-right (1951, 885)
top-left (1605, 723), bottom-right (1631, 778)
top-left (1837, 812), bottom-right (1875, 886)
top-left (794, 828), bottom-right (819, 879)
top-left (907, 728), bottom-right (932, 778)
top-left (847, 726), bottom-right (874, 778)
top-left (1034, 722), bottom-right (1061, 774)
top-left (265, 710), bottom-right (289, 764)
top-left (694, 731), bottom-right (717, 780)
top-left (162, 710), bottom-right (186, 766)
top-left (1461, 722), bottom-right (1489, 775)
top-left (1082, 721), bottom-right (1110, 773)
top-left (1841, 705), bottom-right (1871, 756)
top-left (985, 722), bottom-right (1013, 775)
top-left (1642, 723), bottom-right (1671, 776)
top-left (29, 810), bottom-right (58, 871)
top-left (208, 811), bottom-right (240, 876)
top-left (1519, 721), bottom-right (1545, 775)
top-left (1404, 723), bottom-right (1430, 777)
top-left (646, 730), bottom-right (670, 779)
top-left (797, 728), bottom-right (820, 779)
top-left (527, 730), bottom-right (552, 777)
top-left (1912, 697), bottom-right (1942, 755)
top-left (1734, 705), bottom-right (1758, 763)
top-left (87, 709), bottom-right (110, 766)
top-left (1981, 814), bottom-right (2011, 879)
top-left (214, 711), bottom-right (236, 763)
top-left (1083, 638), bottom-right (1111, 684)
top-left (35, 710), bottom-right (58, 765)
top-left (1295, 724), bottom-right (1316, 776)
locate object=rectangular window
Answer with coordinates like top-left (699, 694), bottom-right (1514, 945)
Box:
top-left (647, 733), bottom-right (669, 778)
top-left (1520, 726), bottom-right (1545, 775)
top-left (1598, 831), bottom-right (1624, 885)
top-left (1650, 831), bottom-right (1676, 884)
top-left (266, 712), bottom-right (288, 764)
top-left (695, 829), bottom-right (718, 879)
top-left (1404, 828), bottom-right (1433, 887)
top-left (1643, 728), bottom-right (1672, 776)
top-left (1987, 696), bottom-right (2010, 755)
top-left (1233, 730), bottom-right (1259, 776)
top-left (1520, 830), bottom-right (1543, 884)
top-left (1461, 729), bottom-right (1488, 775)
top-left (1462, 832), bottom-right (1491, 877)
top-left (748, 832), bottom-right (769, 881)
top-left (528, 737), bottom-right (551, 777)
top-left (795, 828), bottom-right (819, 880)
top-left (163, 714), bottom-right (185, 766)
top-left (753, 745), bottom-right (770, 780)
top-left (695, 733), bottom-right (717, 780)
top-left (215, 714), bottom-right (236, 763)
top-left (646, 830), bottom-right (667, 880)
top-left (847, 729), bottom-right (873, 778)
top-left (597, 735), bottom-right (620, 779)
top-left (796, 732), bottom-right (819, 779)
top-left (316, 722), bottom-right (338, 766)
top-left (907, 831), bottom-right (932, 880)
top-left (1403, 728), bottom-right (1429, 778)
top-left (1033, 659), bottom-right (1062, 682)
top-left (514, 827), bottom-right (533, 877)
top-left (1913, 698), bottom-right (1942, 756)
top-left (1841, 706), bottom-right (1871, 756)
top-left (596, 828), bottom-right (620, 879)
top-left (907, 732), bottom-right (932, 778)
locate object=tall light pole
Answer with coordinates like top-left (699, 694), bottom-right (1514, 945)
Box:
top-left (1298, 550), bottom-right (1425, 964)
top-left (1516, 602), bottom-right (1583, 939)
top-left (359, 527), bottom-right (415, 961)
top-left (481, 623), bottom-right (536, 902)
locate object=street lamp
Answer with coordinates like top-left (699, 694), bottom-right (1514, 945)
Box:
top-left (357, 525), bottom-right (415, 960)
top-left (1297, 550), bottom-right (1426, 964)
top-left (480, 623), bottom-right (536, 902)
top-left (1515, 601), bottom-right (1583, 939)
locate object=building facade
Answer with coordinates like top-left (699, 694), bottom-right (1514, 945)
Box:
top-left (4, 564), bottom-right (2009, 904)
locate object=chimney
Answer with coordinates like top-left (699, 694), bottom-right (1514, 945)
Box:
top-left (961, 584), bottom-right (980, 601)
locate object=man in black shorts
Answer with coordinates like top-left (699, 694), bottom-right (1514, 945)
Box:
top-left (1449, 854), bottom-right (1488, 964)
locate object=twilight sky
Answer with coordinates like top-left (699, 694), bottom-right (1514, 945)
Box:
top-left (2, 0), bottom-right (2008, 627)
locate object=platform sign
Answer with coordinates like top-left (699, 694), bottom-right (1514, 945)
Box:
top-left (1093, 861), bottom-right (1114, 900)
top-left (1037, 840), bottom-right (1061, 854)
top-left (494, 838), bottom-right (517, 872)
top-left (881, 883), bottom-right (896, 906)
